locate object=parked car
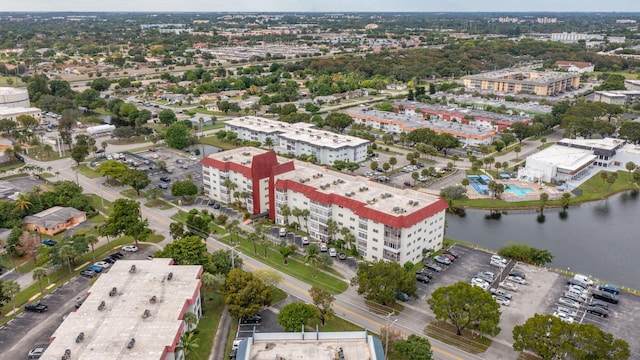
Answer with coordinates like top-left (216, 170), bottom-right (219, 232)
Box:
top-left (557, 306), bottom-right (577, 317)
top-left (471, 278), bottom-right (490, 290)
top-left (586, 306), bottom-right (609, 318)
top-left (338, 252), bottom-right (347, 260)
top-left (508, 276), bottom-right (526, 285)
top-left (415, 274), bottom-right (430, 284)
top-left (319, 243), bottom-right (328, 252)
top-left (567, 278), bottom-right (588, 290)
top-left (101, 257), bottom-right (116, 264)
top-left (592, 290), bottom-right (619, 304)
top-left (160, 176), bottom-right (171, 182)
top-left (475, 271), bottom-right (495, 283)
top-left (240, 315), bottom-right (262, 324)
top-left (41, 239), bottom-right (57, 247)
top-left (328, 248), bottom-right (337, 257)
top-left (563, 291), bottom-right (585, 303)
top-left (109, 252), bottom-right (124, 259)
top-left (279, 228), bottom-right (287, 237)
top-left (499, 281), bottom-right (518, 292)
top-left (490, 260), bottom-right (507, 269)
top-left (588, 299), bottom-right (610, 310)
top-left (441, 253), bottom-right (456, 262)
top-left (122, 245), bottom-right (138, 252)
top-left (425, 263), bottom-right (442, 273)
top-left (598, 284), bottom-right (621, 295)
top-left (157, 183), bottom-right (168, 189)
top-left (403, 181), bottom-right (413, 187)
top-left (490, 255), bottom-right (507, 264)
top-left (301, 236), bottom-right (310, 245)
top-left (434, 255), bottom-right (451, 265)
top-left (28, 345), bottom-right (48, 359)
top-left (94, 261), bottom-right (111, 269)
top-left (25, 302), bottom-right (48, 313)
top-left (80, 269), bottom-right (98, 278)
top-left (416, 269), bottom-right (434, 279)
top-left (509, 270), bottom-right (526, 279)
top-left (558, 297), bottom-right (581, 309)
top-left (489, 287), bottom-right (513, 300)
top-left (553, 311), bottom-right (575, 324)
top-left (394, 291), bottom-right (409, 302)
top-left (573, 274), bottom-right (594, 287)
top-left (443, 249), bottom-right (460, 258)
top-left (493, 295), bottom-right (510, 306)
top-left (86, 265), bottom-right (103, 273)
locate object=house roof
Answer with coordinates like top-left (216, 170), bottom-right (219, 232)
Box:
top-left (23, 206), bottom-right (85, 229)
top-left (555, 61), bottom-right (593, 69)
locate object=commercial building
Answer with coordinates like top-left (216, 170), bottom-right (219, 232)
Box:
top-left (462, 69), bottom-right (580, 96)
top-left (518, 138), bottom-right (626, 184)
top-left (23, 206), bottom-right (87, 236)
top-left (235, 330), bottom-right (384, 360)
top-left (40, 258), bottom-right (203, 360)
top-left (593, 91), bottom-right (640, 106)
top-left (392, 100), bottom-right (533, 132)
top-left (224, 116), bottom-right (369, 165)
top-left (0, 87), bottom-right (30, 108)
top-left (346, 108), bottom-right (496, 146)
top-left (201, 147), bottom-right (448, 263)
top-left (86, 124), bottom-right (116, 137)
top-left (554, 61), bottom-right (595, 73)
top-left (0, 106), bottom-right (42, 123)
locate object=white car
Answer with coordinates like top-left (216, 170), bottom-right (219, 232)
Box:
top-left (122, 245), bottom-right (138, 252)
top-left (189, 156), bottom-right (198, 161)
top-left (499, 281), bottom-right (518, 292)
top-left (471, 277), bottom-right (490, 290)
top-left (106, 154), bottom-right (113, 160)
top-left (490, 255), bottom-right (507, 264)
top-left (557, 306), bottom-right (578, 317)
top-left (319, 243), bottom-right (328, 252)
top-left (301, 237), bottom-right (310, 245)
top-left (508, 276), bottom-right (526, 285)
top-left (329, 248), bottom-right (337, 257)
top-left (151, 154), bottom-right (159, 159)
top-left (553, 311), bottom-right (575, 324)
top-left (94, 261), bottom-right (111, 269)
top-left (490, 260), bottom-right (507, 269)
top-left (493, 295), bottom-right (510, 306)
top-left (558, 297), bottom-right (580, 309)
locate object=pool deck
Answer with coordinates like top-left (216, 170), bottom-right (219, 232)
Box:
top-left (467, 178), bottom-right (565, 202)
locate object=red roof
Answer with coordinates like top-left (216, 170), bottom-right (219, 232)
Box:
top-left (275, 179), bottom-right (448, 228)
top-left (201, 156), bottom-right (251, 178)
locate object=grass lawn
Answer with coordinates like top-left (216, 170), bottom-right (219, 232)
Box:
top-left (120, 188), bottom-right (146, 198)
top-left (87, 194), bottom-right (113, 214)
top-left (0, 173), bottom-right (28, 180)
top-left (315, 314), bottom-right (363, 332)
top-left (190, 290), bottom-right (225, 360)
top-left (198, 136), bottom-right (239, 150)
top-left (0, 76), bottom-right (26, 87)
top-left (219, 233), bottom-right (348, 295)
top-left (144, 199), bottom-right (173, 209)
top-left (424, 320), bottom-right (492, 354)
top-left (171, 211), bottom-right (228, 235)
top-left (76, 164), bottom-right (102, 179)
top-left (0, 161), bottom-right (27, 173)
top-left (271, 287), bottom-right (288, 303)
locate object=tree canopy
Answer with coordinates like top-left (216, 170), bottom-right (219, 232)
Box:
top-left (277, 302), bottom-right (317, 332)
top-left (497, 242), bottom-right (554, 266)
top-left (154, 235), bottom-right (209, 266)
top-left (222, 269), bottom-right (272, 319)
top-left (165, 122), bottom-right (192, 149)
top-left (350, 260), bottom-right (416, 305)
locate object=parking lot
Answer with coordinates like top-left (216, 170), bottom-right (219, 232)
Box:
top-left (410, 245), bottom-right (640, 356)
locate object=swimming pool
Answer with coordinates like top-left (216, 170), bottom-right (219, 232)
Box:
top-left (504, 184), bottom-right (534, 197)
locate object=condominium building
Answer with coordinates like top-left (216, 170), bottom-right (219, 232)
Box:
top-left (0, 87), bottom-right (30, 108)
top-left (201, 147), bottom-right (448, 263)
top-left (224, 116), bottom-right (369, 165)
top-left (462, 69), bottom-right (580, 96)
top-left (40, 259), bottom-right (203, 360)
top-left (346, 108), bottom-right (496, 146)
top-left (593, 91), bottom-right (640, 106)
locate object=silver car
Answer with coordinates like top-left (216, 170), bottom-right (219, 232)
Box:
top-left (558, 297), bottom-right (581, 309)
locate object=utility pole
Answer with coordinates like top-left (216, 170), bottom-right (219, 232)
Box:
top-left (384, 313), bottom-right (397, 359)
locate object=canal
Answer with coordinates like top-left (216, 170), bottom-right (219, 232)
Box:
top-left (446, 191), bottom-right (640, 289)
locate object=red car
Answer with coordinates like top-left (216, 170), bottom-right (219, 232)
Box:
top-left (441, 253), bottom-right (456, 262)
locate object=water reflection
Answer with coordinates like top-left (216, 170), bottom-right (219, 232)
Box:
top-left (558, 210), bottom-right (569, 220)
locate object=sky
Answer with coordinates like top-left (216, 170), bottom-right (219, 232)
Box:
top-left (1, 0), bottom-right (639, 13)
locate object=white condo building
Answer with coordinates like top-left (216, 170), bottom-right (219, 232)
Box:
top-left (40, 259), bottom-right (203, 360)
top-left (201, 147), bottom-right (448, 263)
top-left (224, 116), bottom-right (370, 165)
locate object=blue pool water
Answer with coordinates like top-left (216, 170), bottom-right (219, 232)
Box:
top-left (504, 184), bottom-right (534, 197)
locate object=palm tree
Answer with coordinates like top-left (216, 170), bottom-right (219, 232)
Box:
top-left (58, 244), bottom-right (77, 274)
top-left (292, 207), bottom-right (303, 229)
top-left (513, 145), bottom-right (521, 159)
top-left (85, 235), bottom-right (99, 262)
top-left (198, 117), bottom-right (205, 138)
top-left (32, 267), bottom-right (48, 294)
top-left (178, 332), bottom-right (199, 359)
top-left (43, 144), bottom-right (53, 159)
top-left (326, 219), bottom-right (339, 243)
top-left (264, 137), bottom-right (274, 150)
top-left (626, 162), bottom-right (636, 183)
top-left (261, 236), bottom-right (270, 258)
top-left (247, 232), bottom-right (259, 255)
top-left (227, 219), bottom-right (241, 244)
top-left (280, 204), bottom-right (291, 226)
top-left (4, 147), bottom-right (14, 164)
top-left (2, 280), bottom-right (20, 316)
top-left (183, 312), bottom-right (198, 332)
top-left (539, 192), bottom-right (549, 214)
top-left (101, 141), bottom-right (108, 153)
top-left (16, 193), bottom-right (32, 212)
top-left (305, 245), bottom-right (320, 278)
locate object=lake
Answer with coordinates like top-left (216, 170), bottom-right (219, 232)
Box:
top-left (446, 191), bottom-right (640, 289)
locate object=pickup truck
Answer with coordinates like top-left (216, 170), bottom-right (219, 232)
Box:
top-left (25, 302), bottom-right (48, 313)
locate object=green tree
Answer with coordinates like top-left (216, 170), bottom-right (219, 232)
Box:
top-left (625, 162), bottom-right (636, 183)
top-left (210, 249), bottom-right (242, 275)
top-left (183, 312), bottom-right (199, 333)
top-left (513, 145), bottom-right (522, 159)
top-left (102, 199), bottom-right (150, 244)
top-left (97, 160), bottom-right (129, 183)
top-left (16, 114), bottom-right (38, 129)
top-left (309, 285), bottom-right (335, 326)
top-left (279, 245), bottom-right (294, 265)
top-left (388, 157), bottom-right (397, 171)
top-left (165, 122), bottom-right (192, 149)
top-left (32, 267), bottom-right (48, 294)
top-left (169, 222), bottom-right (186, 240)
top-left (2, 280), bottom-right (20, 315)
top-left (58, 244), bottom-right (78, 274)
top-left (350, 260), bottom-right (416, 305)
top-left (171, 179), bottom-right (199, 201)
top-left (277, 302), bottom-right (317, 331)
top-left (432, 133), bottom-right (460, 156)
top-left (121, 169), bottom-right (151, 196)
top-left (606, 171), bottom-right (619, 191)
top-left (186, 212), bottom-right (210, 239)
top-left (427, 282), bottom-right (501, 336)
top-left (70, 143), bottom-right (89, 166)
top-left (178, 332), bottom-right (199, 359)
top-left (394, 334), bottom-right (433, 360)
top-left (539, 192), bottom-right (549, 213)
top-left (158, 109), bottom-right (177, 125)
top-left (304, 244), bottom-right (321, 278)
top-left (222, 269), bottom-right (272, 319)
top-left (560, 192), bottom-right (571, 209)
top-left (440, 185), bottom-right (467, 206)
top-left (154, 236), bottom-right (209, 265)
top-left (497, 242), bottom-right (554, 266)
top-left (85, 235), bottom-right (99, 262)
top-left (324, 113), bottom-right (353, 133)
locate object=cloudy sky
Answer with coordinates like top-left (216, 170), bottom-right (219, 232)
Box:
top-left (2, 0), bottom-right (639, 12)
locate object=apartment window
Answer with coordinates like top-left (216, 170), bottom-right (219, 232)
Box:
top-left (358, 232), bottom-right (368, 239)
top-left (373, 229), bottom-right (379, 233)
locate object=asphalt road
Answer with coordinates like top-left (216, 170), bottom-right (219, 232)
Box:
top-left (0, 277), bottom-right (91, 360)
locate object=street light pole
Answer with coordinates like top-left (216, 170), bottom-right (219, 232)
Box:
top-left (384, 313), bottom-right (397, 359)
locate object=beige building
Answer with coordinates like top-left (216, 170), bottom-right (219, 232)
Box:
top-left (463, 69), bottom-right (580, 96)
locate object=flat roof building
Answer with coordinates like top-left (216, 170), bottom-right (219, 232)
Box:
top-left (0, 87), bottom-right (30, 108)
top-left (236, 331), bottom-right (384, 360)
top-left (201, 147), bottom-right (448, 263)
top-left (463, 69), bottom-right (580, 96)
top-left (224, 116), bottom-right (369, 165)
top-left (40, 259), bottom-right (203, 360)
top-left (0, 106), bottom-right (42, 123)
top-left (346, 108), bottom-right (496, 145)
top-left (594, 90), bottom-right (640, 106)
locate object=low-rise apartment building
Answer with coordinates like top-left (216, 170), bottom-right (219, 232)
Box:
top-left (346, 108), bottom-right (496, 146)
top-left (201, 147), bottom-right (448, 263)
top-left (462, 69), bottom-right (580, 96)
top-left (224, 116), bottom-right (369, 165)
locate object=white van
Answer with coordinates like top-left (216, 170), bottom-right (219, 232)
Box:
top-left (573, 274), bottom-right (594, 287)
top-left (329, 248), bottom-right (337, 257)
top-left (279, 228), bottom-right (287, 237)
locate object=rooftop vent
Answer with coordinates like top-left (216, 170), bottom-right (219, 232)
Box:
top-left (242, 152), bottom-right (250, 156)
top-left (62, 349), bottom-right (71, 360)
top-left (98, 301), bottom-right (105, 311)
top-left (75, 332), bottom-right (85, 344)
top-left (109, 287), bottom-right (117, 297)
top-left (167, 272), bottom-right (174, 281)
top-left (130, 265), bottom-right (136, 273)
top-left (142, 309), bottom-right (151, 319)
top-left (408, 200), bottom-right (414, 205)
top-left (150, 296), bottom-right (157, 304)
top-left (127, 338), bottom-right (136, 350)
